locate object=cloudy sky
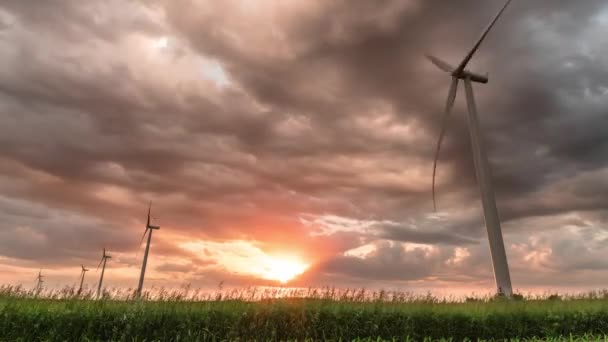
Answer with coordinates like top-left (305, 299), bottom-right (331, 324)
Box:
top-left (1, 0), bottom-right (608, 295)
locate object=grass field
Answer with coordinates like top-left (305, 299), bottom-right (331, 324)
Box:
top-left (2, 286), bottom-right (608, 341)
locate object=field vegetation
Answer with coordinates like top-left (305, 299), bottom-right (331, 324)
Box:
top-left (2, 285), bottom-right (608, 341)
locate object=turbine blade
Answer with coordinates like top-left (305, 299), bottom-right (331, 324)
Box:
top-left (454, 0), bottom-right (513, 74)
top-left (139, 228), bottom-right (149, 246)
top-left (147, 201), bottom-right (152, 228)
top-left (432, 77), bottom-right (459, 211)
top-left (135, 228), bottom-right (150, 258)
top-left (426, 54), bottom-right (454, 73)
top-left (96, 256), bottom-right (104, 270)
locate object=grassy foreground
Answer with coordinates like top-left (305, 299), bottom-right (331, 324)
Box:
top-left (2, 290), bottom-right (608, 341)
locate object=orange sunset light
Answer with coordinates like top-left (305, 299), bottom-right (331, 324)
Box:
top-left (258, 256), bottom-right (309, 283)
top-left (180, 240), bottom-right (310, 283)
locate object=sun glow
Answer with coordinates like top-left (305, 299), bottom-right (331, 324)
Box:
top-left (179, 240), bottom-right (309, 283)
top-left (154, 36), bottom-right (168, 49)
top-left (258, 256), bottom-right (309, 283)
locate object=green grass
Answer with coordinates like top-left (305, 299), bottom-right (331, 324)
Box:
top-left (2, 286), bottom-right (608, 341)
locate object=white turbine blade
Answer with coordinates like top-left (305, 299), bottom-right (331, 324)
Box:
top-left (147, 201), bottom-right (152, 227)
top-left (432, 77), bottom-right (459, 211)
top-left (426, 54), bottom-right (454, 73)
top-left (139, 228), bottom-right (149, 246)
top-left (96, 256), bottom-right (104, 270)
top-left (135, 228), bottom-right (150, 258)
top-left (454, 0), bottom-right (514, 74)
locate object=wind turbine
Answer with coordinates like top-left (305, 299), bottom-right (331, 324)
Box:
top-left (427, 0), bottom-right (514, 296)
top-left (35, 269), bottom-right (44, 292)
top-left (96, 248), bottom-right (111, 298)
top-left (78, 264), bottom-right (89, 295)
top-left (136, 202), bottom-right (160, 297)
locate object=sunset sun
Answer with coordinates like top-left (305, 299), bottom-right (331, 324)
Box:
top-left (259, 256), bottom-right (309, 284)
top-left (179, 241), bottom-right (310, 284)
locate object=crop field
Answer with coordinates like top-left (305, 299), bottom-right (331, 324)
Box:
top-left (1, 286), bottom-right (608, 341)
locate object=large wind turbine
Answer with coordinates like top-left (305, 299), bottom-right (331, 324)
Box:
top-left (78, 264), bottom-right (89, 295)
top-left (96, 248), bottom-right (111, 298)
top-left (136, 202), bottom-right (160, 297)
top-left (427, 0), bottom-right (514, 296)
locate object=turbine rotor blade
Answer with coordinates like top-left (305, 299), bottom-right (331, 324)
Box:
top-left (96, 256), bottom-right (104, 270)
top-left (454, 0), bottom-right (513, 75)
top-left (147, 201), bottom-right (152, 227)
top-left (426, 54), bottom-right (454, 73)
top-left (432, 77), bottom-right (459, 211)
top-left (135, 228), bottom-right (150, 259)
top-left (139, 228), bottom-right (149, 246)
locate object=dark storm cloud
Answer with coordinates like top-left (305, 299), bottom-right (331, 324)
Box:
top-left (377, 222), bottom-right (478, 246)
top-left (316, 241), bottom-right (441, 282)
top-left (1, 0), bottom-right (608, 289)
top-left (163, 0), bottom-right (608, 223)
top-left (0, 195), bottom-right (131, 264)
top-left (0, 1), bottom-right (162, 42)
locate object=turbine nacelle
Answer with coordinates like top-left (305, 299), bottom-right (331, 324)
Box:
top-left (457, 70), bottom-right (488, 84)
top-left (426, 54), bottom-right (488, 84)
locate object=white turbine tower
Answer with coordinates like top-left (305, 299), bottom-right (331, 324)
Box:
top-left (96, 248), bottom-right (111, 298)
top-left (428, 0), bottom-right (514, 296)
top-left (136, 202), bottom-right (160, 297)
top-left (78, 264), bottom-right (89, 295)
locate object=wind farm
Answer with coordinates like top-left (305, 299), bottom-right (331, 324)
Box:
top-left (2, 0), bottom-right (608, 340)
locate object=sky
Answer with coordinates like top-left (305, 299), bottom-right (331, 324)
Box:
top-left (1, 0), bottom-right (608, 295)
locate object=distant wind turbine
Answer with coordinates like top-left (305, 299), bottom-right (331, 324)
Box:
top-left (427, 0), bottom-right (514, 296)
top-left (136, 202), bottom-right (160, 297)
top-left (78, 264), bottom-right (89, 295)
top-left (35, 269), bottom-right (44, 292)
top-left (96, 248), bottom-right (111, 298)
